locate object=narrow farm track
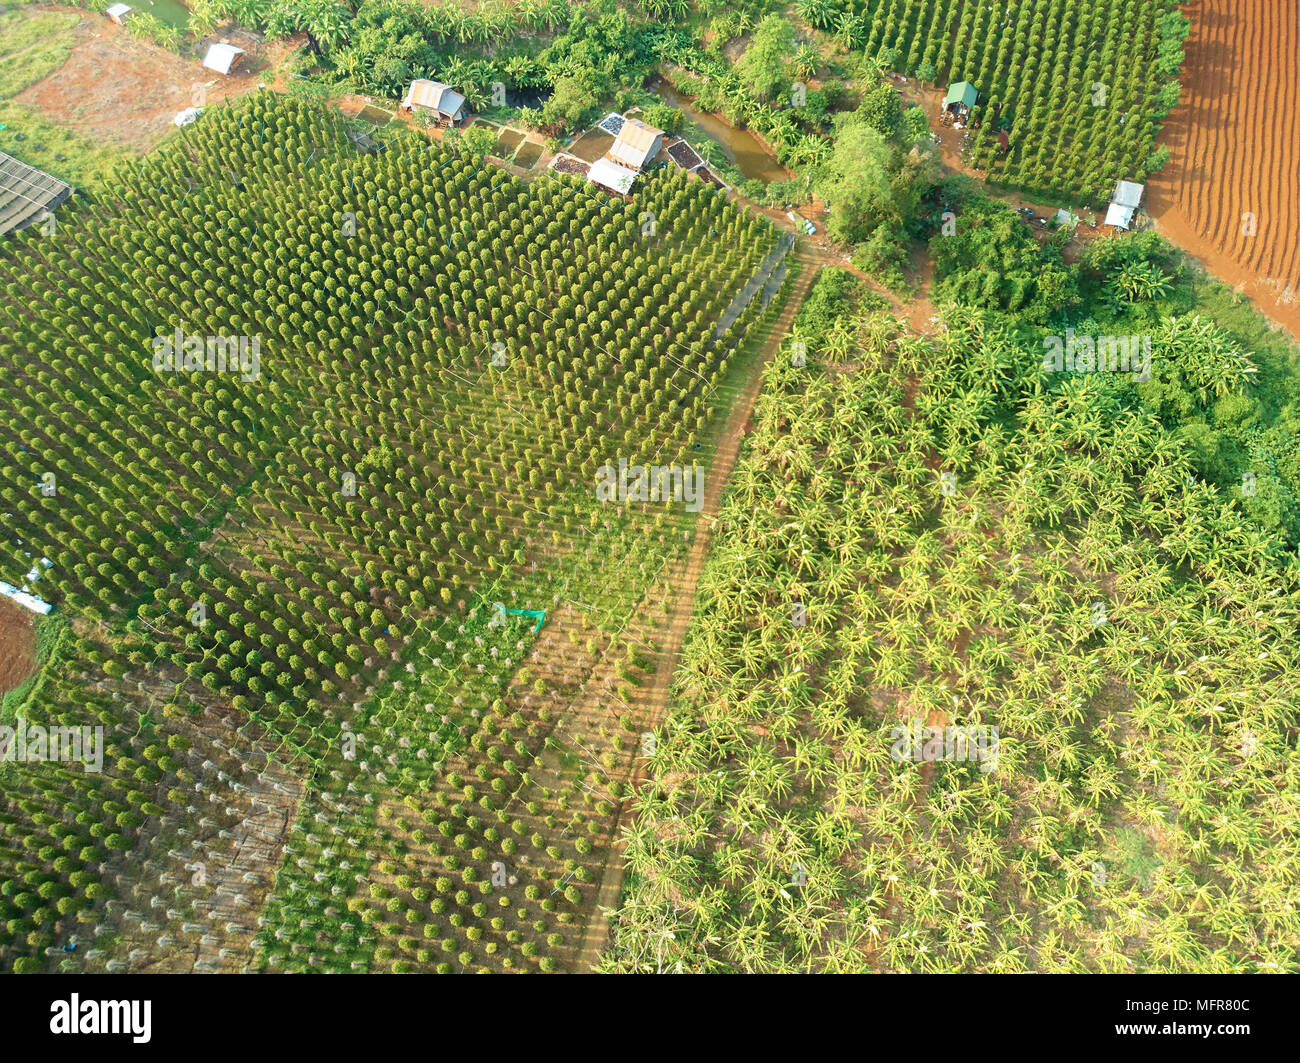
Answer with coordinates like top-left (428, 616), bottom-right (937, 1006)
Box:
top-left (1145, 0), bottom-right (1300, 338)
top-left (574, 249), bottom-right (821, 970)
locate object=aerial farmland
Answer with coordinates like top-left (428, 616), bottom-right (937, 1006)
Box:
top-left (0, 0), bottom-right (1295, 1024)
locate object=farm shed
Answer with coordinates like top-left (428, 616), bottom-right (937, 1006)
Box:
top-left (202, 43), bottom-right (245, 76)
top-left (0, 152), bottom-right (72, 236)
top-left (401, 80), bottom-right (467, 124)
top-left (1105, 180), bottom-right (1145, 230)
top-left (106, 3), bottom-right (131, 23)
top-left (944, 81), bottom-right (978, 117)
top-left (607, 118), bottom-right (664, 171)
top-left (587, 157), bottom-right (638, 196)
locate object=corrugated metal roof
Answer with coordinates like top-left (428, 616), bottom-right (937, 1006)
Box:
top-left (203, 43), bottom-right (245, 75)
top-left (1112, 180), bottom-right (1145, 208)
top-left (0, 152), bottom-right (72, 236)
top-left (608, 119), bottom-right (663, 170)
top-left (1105, 203), bottom-right (1135, 229)
top-left (403, 80), bottom-right (466, 116)
top-left (587, 158), bottom-right (638, 195)
top-left (945, 82), bottom-right (978, 108)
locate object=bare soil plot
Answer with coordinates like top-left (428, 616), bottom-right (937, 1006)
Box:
top-left (0, 597), bottom-right (37, 695)
top-left (549, 153), bottom-right (589, 178)
top-left (666, 138), bottom-right (704, 170)
top-left (1145, 0), bottom-right (1300, 340)
top-left (14, 17), bottom-right (297, 154)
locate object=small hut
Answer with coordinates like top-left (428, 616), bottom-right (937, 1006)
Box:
top-left (1105, 180), bottom-right (1145, 230)
top-left (607, 118), bottom-right (664, 172)
top-left (401, 80), bottom-right (467, 125)
top-left (202, 43), bottom-right (245, 76)
top-left (944, 81), bottom-right (978, 119)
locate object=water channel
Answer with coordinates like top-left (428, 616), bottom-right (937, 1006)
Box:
top-left (651, 79), bottom-right (792, 184)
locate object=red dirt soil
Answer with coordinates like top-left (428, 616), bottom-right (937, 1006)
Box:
top-left (1145, 1), bottom-right (1300, 339)
top-left (0, 597), bottom-right (37, 694)
top-left (15, 14), bottom-right (301, 155)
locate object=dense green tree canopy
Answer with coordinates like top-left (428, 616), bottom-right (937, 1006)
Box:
top-left (736, 15), bottom-right (795, 101)
top-left (932, 201), bottom-right (1077, 324)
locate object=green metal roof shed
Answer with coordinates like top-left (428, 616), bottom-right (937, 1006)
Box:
top-left (944, 82), bottom-right (978, 110)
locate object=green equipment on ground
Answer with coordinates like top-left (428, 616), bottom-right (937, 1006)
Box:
top-left (489, 602), bottom-right (547, 635)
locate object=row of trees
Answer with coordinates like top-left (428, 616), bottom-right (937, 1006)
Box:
top-left (798, 0), bottom-right (1187, 205)
top-left (0, 91), bottom-right (783, 972)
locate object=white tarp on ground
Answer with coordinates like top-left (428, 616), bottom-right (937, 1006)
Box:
top-left (173, 107), bottom-right (202, 127)
top-left (2, 554), bottom-right (53, 613)
top-left (1105, 203), bottom-right (1135, 229)
top-left (106, 3), bottom-right (131, 20)
top-left (0, 581), bottom-right (50, 614)
top-left (587, 157), bottom-right (638, 195)
top-left (203, 43), bottom-right (244, 76)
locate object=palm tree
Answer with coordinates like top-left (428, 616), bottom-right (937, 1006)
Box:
top-left (832, 12), bottom-right (865, 52)
top-left (438, 58), bottom-right (474, 96)
top-left (791, 45), bottom-right (819, 81)
top-left (797, 0), bottom-right (836, 31)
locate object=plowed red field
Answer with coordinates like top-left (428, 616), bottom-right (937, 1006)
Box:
top-left (0, 597), bottom-right (36, 694)
top-left (1145, 1), bottom-right (1300, 338)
